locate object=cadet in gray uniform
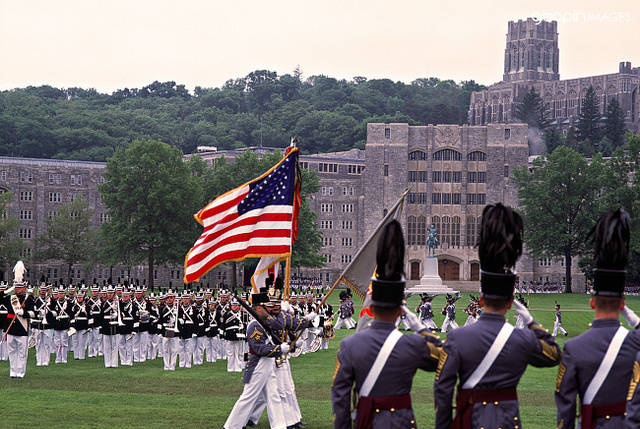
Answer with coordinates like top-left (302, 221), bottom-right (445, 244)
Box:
top-left (434, 203), bottom-right (560, 429)
top-left (556, 209), bottom-right (640, 429)
top-left (331, 220), bottom-right (443, 429)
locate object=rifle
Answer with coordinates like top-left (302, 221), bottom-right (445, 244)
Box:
top-left (233, 292), bottom-right (281, 345)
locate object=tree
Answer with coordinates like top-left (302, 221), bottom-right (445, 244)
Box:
top-left (35, 195), bottom-right (95, 283)
top-left (543, 127), bottom-right (564, 153)
top-left (0, 192), bottom-right (24, 279)
top-left (604, 98), bottom-right (627, 148)
top-left (99, 139), bottom-right (202, 289)
top-left (513, 146), bottom-right (609, 292)
top-left (565, 127), bottom-right (579, 152)
top-left (576, 86), bottom-right (602, 144)
top-left (516, 87), bottom-right (548, 129)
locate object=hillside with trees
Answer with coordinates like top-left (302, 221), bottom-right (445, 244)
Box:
top-left (0, 70), bottom-right (484, 160)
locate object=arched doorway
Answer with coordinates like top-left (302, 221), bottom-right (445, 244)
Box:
top-left (410, 261), bottom-right (420, 280)
top-left (470, 262), bottom-right (480, 281)
top-left (438, 259), bottom-right (460, 281)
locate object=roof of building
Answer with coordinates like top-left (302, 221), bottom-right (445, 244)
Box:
top-left (0, 156), bottom-right (106, 169)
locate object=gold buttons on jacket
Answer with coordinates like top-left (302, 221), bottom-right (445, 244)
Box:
top-left (375, 409), bottom-right (379, 413)
top-left (494, 401), bottom-right (499, 405)
top-left (482, 401), bottom-right (487, 405)
top-left (390, 408), bottom-right (395, 412)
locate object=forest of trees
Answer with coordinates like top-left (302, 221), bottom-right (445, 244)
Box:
top-left (0, 70), bottom-right (485, 161)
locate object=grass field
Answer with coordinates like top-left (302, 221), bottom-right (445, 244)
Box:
top-left (2, 292), bottom-right (640, 429)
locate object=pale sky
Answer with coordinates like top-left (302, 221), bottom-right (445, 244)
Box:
top-left (1, 0), bottom-right (638, 93)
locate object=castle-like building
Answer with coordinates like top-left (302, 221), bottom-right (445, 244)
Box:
top-left (469, 18), bottom-right (639, 134)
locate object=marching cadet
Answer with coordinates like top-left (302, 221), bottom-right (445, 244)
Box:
top-left (193, 290), bottom-right (208, 365)
top-left (177, 290), bottom-right (196, 368)
top-left (67, 284), bottom-right (78, 355)
top-left (434, 203), bottom-right (560, 429)
top-left (332, 220), bottom-right (443, 429)
top-left (317, 295), bottom-right (334, 351)
top-left (147, 293), bottom-right (161, 360)
top-left (70, 290), bottom-right (90, 360)
top-left (160, 289), bottom-right (179, 371)
top-left (47, 286), bottom-right (71, 364)
top-left (223, 297), bottom-right (245, 372)
top-left (222, 287), bottom-right (289, 429)
top-left (0, 282), bottom-right (10, 361)
top-left (100, 285), bottom-right (121, 368)
top-left (32, 283), bottom-right (52, 366)
top-left (206, 298), bottom-right (221, 362)
top-left (463, 296), bottom-right (480, 327)
top-left (440, 295), bottom-right (459, 332)
top-left (133, 286), bottom-right (151, 363)
top-left (556, 209), bottom-right (640, 429)
top-left (418, 294), bottom-right (438, 331)
top-left (87, 284), bottom-right (103, 358)
top-left (334, 291), bottom-right (356, 330)
top-left (218, 289), bottom-right (231, 360)
top-left (117, 288), bottom-right (137, 366)
top-left (553, 303), bottom-right (568, 337)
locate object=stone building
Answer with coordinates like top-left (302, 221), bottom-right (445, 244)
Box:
top-left (469, 18), bottom-right (640, 135)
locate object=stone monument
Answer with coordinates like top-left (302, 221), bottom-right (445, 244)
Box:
top-left (407, 225), bottom-right (458, 294)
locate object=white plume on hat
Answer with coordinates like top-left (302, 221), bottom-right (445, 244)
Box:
top-left (13, 260), bottom-right (26, 284)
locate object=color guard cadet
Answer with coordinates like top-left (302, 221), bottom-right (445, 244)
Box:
top-left (556, 209), bottom-right (640, 429)
top-left (332, 220), bottom-right (443, 429)
top-left (87, 284), bottom-right (103, 358)
top-left (223, 287), bottom-right (289, 429)
top-left (32, 283), bottom-right (52, 366)
top-left (224, 297), bottom-right (245, 372)
top-left (160, 289), bottom-right (179, 371)
top-left (48, 286), bottom-right (71, 364)
top-left (177, 290), bottom-right (196, 368)
top-left (101, 285), bottom-right (121, 368)
top-left (70, 290), bottom-right (90, 360)
top-left (5, 264), bottom-right (37, 378)
top-left (434, 203), bottom-right (560, 429)
top-left (133, 286), bottom-right (151, 363)
top-left (117, 288), bottom-right (137, 366)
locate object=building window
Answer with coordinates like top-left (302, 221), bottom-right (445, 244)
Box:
top-left (20, 191), bottom-right (33, 201)
top-left (384, 165), bottom-right (389, 176)
top-left (478, 172), bottom-right (486, 183)
top-left (21, 248), bottom-right (31, 259)
top-left (452, 193), bottom-right (461, 205)
top-left (19, 210), bottom-right (33, 220)
top-left (1, 171), bottom-right (6, 181)
top-left (478, 194), bottom-right (486, 205)
top-left (505, 129), bottom-right (511, 139)
top-left (341, 237), bottom-right (353, 247)
top-left (433, 149), bottom-right (462, 161)
top-left (442, 193), bottom-right (451, 204)
top-left (432, 193), bottom-right (441, 204)
top-left (341, 220), bottom-right (353, 230)
top-left (385, 128), bottom-right (390, 138)
top-left (320, 220), bottom-right (333, 229)
top-left (320, 203), bottom-right (333, 213)
top-left (19, 228), bottom-right (32, 239)
top-left (466, 216), bottom-right (479, 247)
top-left (342, 204), bottom-right (354, 213)
top-left (408, 193), bottom-right (427, 204)
top-left (71, 175), bottom-right (76, 185)
top-left (468, 172), bottom-right (477, 183)
top-left (504, 165), bottom-right (509, 178)
top-left (341, 254), bottom-right (353, 264)
top-left (467, 151), bottom-right (487, 161)
top-left (408, 150), bottom-right (427, 160)
top-left (300, 162), bottom-right (309, 170)
top-left (432, 171), bottom-right (441, 182)
top-left (318, 163), bottom-right (338, 173)
top-left (409, 170), bottom-right (428, 182)
top-left (49, 192), bottom-right (62, 203)
top-left (48, 210), bottom-right (57, 220)
top-left (20, 171), bottom-right (33, 183)
top-left (467, 194), bottom-right (476, 205)
top-left (322, 237), bottom-right (332, 246)
top-left (347, 165), bottom-right (364, 174)
top-left (453, 171), bottom-right (462, 183)
top-left (324, 254), bottom-right (332, 263)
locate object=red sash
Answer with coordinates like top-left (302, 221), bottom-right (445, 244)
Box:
top-left (356, 394), bottom-right (412, 429)
top-left (580, 402), bottom-right (626, 429)
top-left (451, 387), bottom-right (518, 429)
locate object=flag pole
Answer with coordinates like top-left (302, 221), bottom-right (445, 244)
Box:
top-left (284, 255), bottom-right (292, 300)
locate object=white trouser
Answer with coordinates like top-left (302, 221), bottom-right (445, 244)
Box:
top-left (7, 334), bottom-right (28, 378)
top-left (162, 336), bottom-right (179, 370)
top-left (464, 315), bottom-right (478, 327)
top-left (88, 328), bottom-right (102, 357)
top-left (133, 331), bottom-right (149, 362)
top-left (35, 329), bottom-right (53, 366)
top-left (73, 329), bottom-right (89, 360)
top-left (178, 337), bottom-right (194, 368)
top-left (334, 317), bottom-right (347, 329)
top-left (103, 334), bottom-right (120, 368)
top-left (220, 339), bottom-right (229, 360)
top-left (0, 329), bottom-right (8, 360)
top-left (193, 336), bottom-right (206, 365)
top-left (53, 329), bottom-right (69, 363)
top-left (441, 316), bottom-right (459, 332)
top-left (70, 330), bottom-right (77, 357)
top-left (223, 358), bottom-right (287, 429)
top-left (119, 333), bottom-right (134, 366)
top-left (395, 316), bottom-right (410, 330)
top-left (250, 358), bottom-right (302, 426)
top-left (321, 338), bottom-right (329, 350)
top-left (553, 321), bottom-right (567, 337)
top-left (421, 318), bottom-right (438, 330)
top-left (227, 340), bottom-right (244, 372)
top-left (148, 334), bottom-right (160, 359)
top-left (205, 336), bottom-right (218, 362)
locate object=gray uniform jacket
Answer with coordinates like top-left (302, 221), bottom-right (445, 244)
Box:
top-left (434, 312), bottom-right (560, 429)
top-left (242, 319), bottom-right (284, 383)
top-left (624, 351), bottom-right (640, 428)
top-left (555, 318), bottom-right (640, 429)
top-left (331, 320), bottom-right (442, 429)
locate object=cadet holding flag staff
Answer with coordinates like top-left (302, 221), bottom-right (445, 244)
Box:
top-left (331, 220), bottom-right (443, 429)
top-left (434, 203), bottom-right (560, 429)
top-left (556, 209), bottom-right (640, 429)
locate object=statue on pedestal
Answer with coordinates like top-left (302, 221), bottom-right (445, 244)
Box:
top-left (426, 224), bottom-right (438, 257)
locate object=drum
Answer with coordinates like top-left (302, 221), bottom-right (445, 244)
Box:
top-left (322, 320), bottom-right (335, 339)
top-left (310, 336), bottom-right (322, 353)
top-left (291, 344), bottom-right (303, 358)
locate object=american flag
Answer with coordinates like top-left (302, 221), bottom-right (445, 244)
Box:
top-left (184, 148), bottom-right (300, 283)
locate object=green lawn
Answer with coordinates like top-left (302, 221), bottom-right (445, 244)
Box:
top-left (2, 292), bottom-right (639, 428)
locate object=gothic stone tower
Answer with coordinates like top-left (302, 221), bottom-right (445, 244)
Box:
top-left (503, 18), bottom-right (559, 83)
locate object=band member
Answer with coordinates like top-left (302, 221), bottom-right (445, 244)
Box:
top-left (70, 290), bottom-right (90, 360)
top-left (331, 220), bottom-right (443, 429)
top-left (100, 285), bottom-right (121, 368)
top-left (556, 209), bottom-right (640, 429)
top-left (553, 303), bottom-right (568, 337)
top-left (434, 203), bottom-right (560, 429)
top-left (160, 289), bottom-right (179, 371)
top-left (32, 283), bottom-right (52, 366)
top-left (133, 286), bottom-right (151, 363)
top-left (223, 297), bottom-right (245, 372)
top-left (177, 290), bottom-right (196, 368)
top-left (48, 286), bottom-right (71, 364)
top-left (117, 288), bottom-right (137, 366)
top-left (87, 284), bottom-right (103, 358)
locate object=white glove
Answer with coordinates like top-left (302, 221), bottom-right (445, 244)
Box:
top-left (622, 305), bottom-right (640, 329)
top-left (15, 308), bottom-right (24, 316)
top-left (305, 312), bottom-right (317, 321)
top-left (513, 300), bottom-right (533, 326)
top-left (401, 305), bottom-right (425, 331)
top-left (280, 343), bottom-right (290, 354)
top-left (280, 301), bottom-right (291, 313)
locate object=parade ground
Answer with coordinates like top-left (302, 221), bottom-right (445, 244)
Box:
top-left (2, 291), bottom-right (639, 429)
